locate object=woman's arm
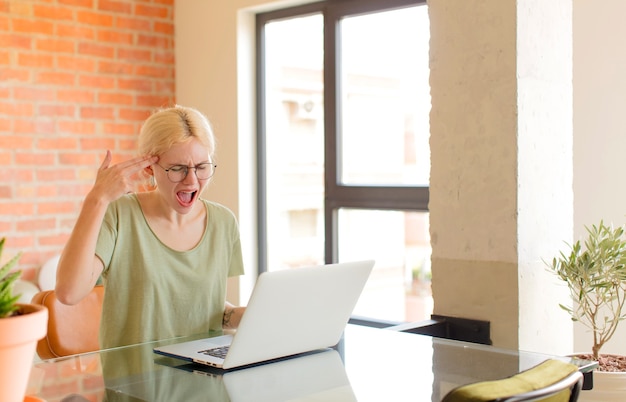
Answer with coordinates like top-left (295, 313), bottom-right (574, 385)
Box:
top-left (55, 151), bottom-right (157, 305)
top-left (223, 301), bottom-right (246, 329)
top-left (55, 193), bottom-right (108, 305)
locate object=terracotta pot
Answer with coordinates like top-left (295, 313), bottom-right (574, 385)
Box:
top-left (579, 370), bottom-right (626, 401)
top-left (0, 303), bottom-right (48, 402)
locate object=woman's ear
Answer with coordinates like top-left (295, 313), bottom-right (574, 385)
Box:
top-left (145, 166), bottom-right (156, 186)
top-left (145, 166), bottom-right (156, 187)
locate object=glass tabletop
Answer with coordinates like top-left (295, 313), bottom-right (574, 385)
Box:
top-left (26, 324), bottom-right (596, 402)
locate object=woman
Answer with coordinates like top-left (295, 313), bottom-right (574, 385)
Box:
top-left (55, 105), bottom-right (245, 349)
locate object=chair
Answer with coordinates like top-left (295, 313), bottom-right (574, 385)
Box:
top-left (31, 285), bottom-right (104, 359)
top-left (441, 359), bottom-right (583, 402)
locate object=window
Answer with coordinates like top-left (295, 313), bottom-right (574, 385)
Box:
top-left (257, 0), bottom-right (430, 325)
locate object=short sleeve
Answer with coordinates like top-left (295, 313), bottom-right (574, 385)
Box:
top-left (95, 203), bottom-right (118, 274)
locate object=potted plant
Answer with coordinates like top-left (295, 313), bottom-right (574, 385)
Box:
top-left (548, 221), bottom-right (626, 401)
top-left (0, 238), bottom-right (48, 402)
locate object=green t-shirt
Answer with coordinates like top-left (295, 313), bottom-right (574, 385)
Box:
top-left (95, 194), bottom-right (244, 349)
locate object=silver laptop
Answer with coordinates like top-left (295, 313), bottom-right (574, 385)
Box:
top-left (153, 260), bottom-right (374, 370)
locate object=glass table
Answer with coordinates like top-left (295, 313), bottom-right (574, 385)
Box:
top-left (26, 324), bottom-right (597, 401)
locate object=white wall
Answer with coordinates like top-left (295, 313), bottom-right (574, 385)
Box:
top-left (573, 0), bottom-right (626, 355)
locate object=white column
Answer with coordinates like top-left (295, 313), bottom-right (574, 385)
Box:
top-left (429, 0), bottom-right (573, 353)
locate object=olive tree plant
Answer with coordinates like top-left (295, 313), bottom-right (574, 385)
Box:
top-left (548, 221), bottom-right (626, 361)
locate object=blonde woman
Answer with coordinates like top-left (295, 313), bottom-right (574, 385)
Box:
top-left (56, 105), bottom-right (245, 349)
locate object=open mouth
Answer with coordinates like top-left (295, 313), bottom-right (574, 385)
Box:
top-left (176, 190), bottom-right (197, 207)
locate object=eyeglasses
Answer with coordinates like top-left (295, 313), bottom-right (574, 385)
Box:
top-left (155, 163), bottom-right (217, 183)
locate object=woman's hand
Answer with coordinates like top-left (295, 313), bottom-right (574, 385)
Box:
top-left (89, 150), bottom-right (158, 204)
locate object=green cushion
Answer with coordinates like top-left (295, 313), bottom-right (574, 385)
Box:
top-left (442, 359), bottom-right (578, 402)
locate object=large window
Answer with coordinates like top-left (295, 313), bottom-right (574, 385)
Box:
top-left (257, 0), bottom-right (430, 325)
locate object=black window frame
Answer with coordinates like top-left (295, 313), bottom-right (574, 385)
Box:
top-left (256, 0), bottom-right (429, 275)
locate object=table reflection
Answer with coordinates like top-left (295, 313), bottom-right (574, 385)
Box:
top-left (27, 324), bottom-right (596, 402)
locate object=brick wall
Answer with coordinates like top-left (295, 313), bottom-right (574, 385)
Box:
top-left (0, 0), bottom-right (175, 282)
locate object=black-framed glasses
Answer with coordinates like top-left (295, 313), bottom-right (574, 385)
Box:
top-left (155, 163), bottom-right (217, 183)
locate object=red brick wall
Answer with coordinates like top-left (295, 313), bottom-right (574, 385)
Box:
top-left (0, 0), bottom-right (175, 282)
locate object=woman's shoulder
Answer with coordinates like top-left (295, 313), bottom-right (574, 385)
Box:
top-left (201, 199), bottom-right (237, 221)
top-left (200, 198), bottom-right (235, 217)
top-left (108, 194), bottom-right (141, 212)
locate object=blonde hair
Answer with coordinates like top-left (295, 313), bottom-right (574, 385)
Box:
top-left (138, 105), bottom-right (216, 159)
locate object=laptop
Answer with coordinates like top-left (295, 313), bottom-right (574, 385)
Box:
top-left (153, 260), bottom-right (374, 370)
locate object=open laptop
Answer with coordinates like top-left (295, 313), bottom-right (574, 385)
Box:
top-left (153, 260), bottom-right (374, 370)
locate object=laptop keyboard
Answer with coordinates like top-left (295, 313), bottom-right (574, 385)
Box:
top-left (199, 345), bottom-right (230, 359)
